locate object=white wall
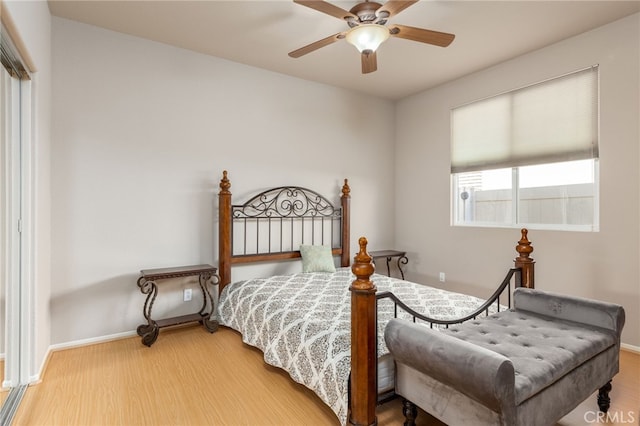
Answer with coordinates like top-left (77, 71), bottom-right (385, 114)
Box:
top-left (51, 18), bottom-right (396, 344)
top-left (396, 13), bottom-right (640, 347)
top-left (2, 0), bottom-right (52, 382)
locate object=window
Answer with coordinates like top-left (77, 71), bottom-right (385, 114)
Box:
top-left (451, 66), bottom-right (599, 231)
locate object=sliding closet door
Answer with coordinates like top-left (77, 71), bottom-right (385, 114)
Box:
top-left (0, 21), bottom-right (33, 421)
top-left (1, 64), bottom-right (22, 392)
top-left (0, 56), bottom-right (7, 401)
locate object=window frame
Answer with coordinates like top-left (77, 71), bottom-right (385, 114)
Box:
top-left (450, 66), bottom-right (600, 232)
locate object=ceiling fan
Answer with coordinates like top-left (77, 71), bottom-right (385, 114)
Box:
top-left (288, 0), bottom-right (455, 74)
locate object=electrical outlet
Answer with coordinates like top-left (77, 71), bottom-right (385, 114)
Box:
top-left (183, 288), bottom-right (192, 302)
top-left (439, 272), bottom-right (446, 282)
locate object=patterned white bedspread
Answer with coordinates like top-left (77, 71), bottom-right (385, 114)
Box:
top-left (217, 268), bottom-right (500, 425)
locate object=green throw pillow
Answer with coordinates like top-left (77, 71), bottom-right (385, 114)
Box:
top-left (300, 245), bottom-right (336, 273)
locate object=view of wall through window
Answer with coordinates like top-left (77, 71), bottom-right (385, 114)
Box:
top-left (453, 159), bottom-right (598, 229)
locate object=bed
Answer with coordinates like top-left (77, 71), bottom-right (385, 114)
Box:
top-left (215, 170), bottom-right (535, 426)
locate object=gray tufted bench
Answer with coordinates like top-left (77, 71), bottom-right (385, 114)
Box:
top-left (384, 288), bottom-right (625, 426)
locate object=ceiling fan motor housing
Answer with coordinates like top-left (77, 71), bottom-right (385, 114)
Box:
top-left (349, 1), bottom-right (383, 26)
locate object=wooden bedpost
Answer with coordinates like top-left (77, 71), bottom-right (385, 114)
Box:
top-left (514, 228), bottom-right (535, 288)
top-left (349, 237), bottom-right (377, 426)
top-left (341, 179), bottom-right (351, 267)
top-left (219, 170), bottom-right (232, 294)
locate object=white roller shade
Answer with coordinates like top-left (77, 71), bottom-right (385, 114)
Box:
top-left (451, 66), bottom-right (598, 173)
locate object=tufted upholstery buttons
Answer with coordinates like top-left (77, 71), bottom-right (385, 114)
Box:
top-left (441, 309), bottom-right (617, 404)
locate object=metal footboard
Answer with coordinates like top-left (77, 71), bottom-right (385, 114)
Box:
top-left (376, 268), bottom-right (523, 328)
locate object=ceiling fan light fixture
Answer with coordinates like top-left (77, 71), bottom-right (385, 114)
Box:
top-left (345, 24), bottom-right (389, 53)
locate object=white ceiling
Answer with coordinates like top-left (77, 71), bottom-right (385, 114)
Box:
top-left (47, 0), bottom-right (640, 100)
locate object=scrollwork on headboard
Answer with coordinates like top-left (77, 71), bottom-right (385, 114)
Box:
top-left (233, 187), bottom-right (340, 220)
top-left (232, 185), bottom-right (343, 257)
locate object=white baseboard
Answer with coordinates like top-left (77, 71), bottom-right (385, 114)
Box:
top-left (621, 342), bottom-right (640, 354)
top-left (49, 330), bottom-right (138, 352)
top-left (30, 346), bottom-right (52, 385)
top-left (31, 330), bottom-right (139, 384)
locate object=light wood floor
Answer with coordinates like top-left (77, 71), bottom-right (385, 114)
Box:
top-left (11, 325), bottom-right (640, 426)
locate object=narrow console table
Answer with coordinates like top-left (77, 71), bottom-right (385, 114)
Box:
top-left (136, 264), bottom-right (219, 347)
top-left (369, 250), bottom-right (408, 280)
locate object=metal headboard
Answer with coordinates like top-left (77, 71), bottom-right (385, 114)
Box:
top-left (231, 186), bottom-right (343, 258)
top-left (218, 171), bottom-right (351, 292)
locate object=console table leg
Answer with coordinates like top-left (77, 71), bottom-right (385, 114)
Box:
top-left (136, 277), bottom-right (160, 347)
top-left (140, 324), bottom-right (159, 347)
top-left (397, 255), bottom-right (408, 280)
top-left (197, 272), bottom-right (209, 316)
top-left (199, 271), bottom-right (219, 333)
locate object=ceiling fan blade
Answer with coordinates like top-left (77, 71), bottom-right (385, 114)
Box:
top-left (361, 51), bottom-right (377, 74)
top-left (294, 0), bottom-right (357, 21)
top-left (288, 33), bottom-right (345, 58)
top-left (389, 24), bottom-right (455, 47)
top-left (376, 1), bottom-right (418, 18)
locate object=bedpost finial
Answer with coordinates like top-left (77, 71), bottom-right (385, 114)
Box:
top-left (358, 237), bottom-right (368, 255)
top-left (515, 228), bottom-right (533, 261)
top-left (351, 237), bottom-right (375, 290)
top-left (342, 179), bottom-right (350, 198)
top-left (220, 170), bottom-right (231, 194)
top-left (515, 228), bottom-right (535, 288)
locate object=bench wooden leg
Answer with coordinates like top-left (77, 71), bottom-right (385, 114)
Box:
top-left (402, 399), bottom-right (418, 426)
top-left (597, 380), bottom-right (612, 413)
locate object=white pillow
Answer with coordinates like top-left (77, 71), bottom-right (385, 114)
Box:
top-left (299, 245), bottom-right (336, 273)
